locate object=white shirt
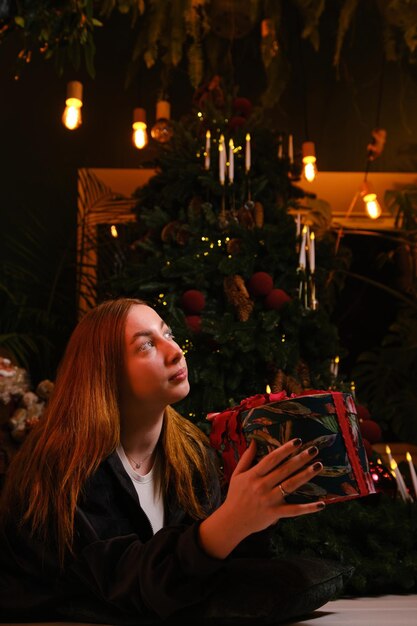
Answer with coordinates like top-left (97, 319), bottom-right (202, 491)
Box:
top-left (116, 445), bottom-right (164, 534)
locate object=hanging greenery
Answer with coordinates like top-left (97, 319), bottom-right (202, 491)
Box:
top-left (2, 1), bottom-right (417, 106)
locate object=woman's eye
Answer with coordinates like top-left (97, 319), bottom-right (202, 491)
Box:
top-left (164, 329), bottom-right (175, 339)
top-left (138, 340), bottom-right (154, 351)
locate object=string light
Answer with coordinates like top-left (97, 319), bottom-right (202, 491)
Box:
top-left (132, 108), bottom-right (148, 149)
top-left (62, 81), bottom-right (83, 130)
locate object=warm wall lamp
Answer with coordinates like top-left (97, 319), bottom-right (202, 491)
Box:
top-left (301, 141), bottom-right (318, 182)
top-left (132, 107), bottom-right (148, 149)
top-left (360, 179), bottom-right (382, 219)
top-left (62, 81), bottom-right (83, 130)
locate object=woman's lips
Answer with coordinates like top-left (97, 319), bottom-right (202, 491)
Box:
top-left (169, 367), bottom-right (188, 382)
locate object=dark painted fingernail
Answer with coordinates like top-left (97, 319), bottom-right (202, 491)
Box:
top-left (313, 461), bottom-right (323, 471)
top-left (293, 438), bottom-right (302, 447)
top-left (308, 446), bottom-right (319, 456)
top-left (316, 502), bottom-right (326, 510)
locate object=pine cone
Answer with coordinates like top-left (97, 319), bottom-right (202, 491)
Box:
top-left (254, 201), bottom-right (264, 228)
top-left (161, 220), bottom-right (181, 242)
top-left (224, 275), bottom-right (254, 322)
top-left (285, 375), bottom-right (303, 396)
top-left (227, 238), bottom-right (242, 255)
top-left (237, 205), bottom-right (255, 229)
top-left (296, 359), bottom-right (311, 389)
top-left (218, 208), bottom-right (230, 230)
top-left (271, 369), bottom-right (286, 393)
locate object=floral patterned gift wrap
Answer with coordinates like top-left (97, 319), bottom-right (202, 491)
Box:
top-left (207, 390), bottom-right (376, 504)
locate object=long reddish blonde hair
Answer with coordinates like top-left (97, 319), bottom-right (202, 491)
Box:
top-left (0, 298), bottom-right (216, 564)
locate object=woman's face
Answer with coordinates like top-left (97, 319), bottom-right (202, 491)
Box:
top-left (120, 304), bottom-right (190, 415)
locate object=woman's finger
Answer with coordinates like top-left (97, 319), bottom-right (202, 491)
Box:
top-left (254, 437), bottom-right (303, 477)
top-left (277, 500), bottom-right (326, 519)
top-left (275, 460), bottom-right (324, 500)
top-left (231, 438), bottom-right (257, 475)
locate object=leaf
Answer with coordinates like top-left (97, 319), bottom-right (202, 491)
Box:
top-left (84, 35), bottom-right (96, 78)
top-left (333, 0), bottom-right (359, 68)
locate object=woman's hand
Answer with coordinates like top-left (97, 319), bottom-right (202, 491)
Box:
top-left (198, 438), bottom-right (324, 559)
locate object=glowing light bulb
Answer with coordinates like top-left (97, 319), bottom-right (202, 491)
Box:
top-left (364, 195), bottom-right (382, 219)
top-left (361, 181), bottom-right (382, 219)
top-left (151, 100), bottom-right (174, 143)
top-left (132, 108), bottom-right (148, 149)
top-left (62, 81), bottom-right (83, 130)
top-left (302, 141), bottom-right (317, 182)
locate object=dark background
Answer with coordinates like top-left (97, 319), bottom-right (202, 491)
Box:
top-left (1, 3), bottom-right (417, 382)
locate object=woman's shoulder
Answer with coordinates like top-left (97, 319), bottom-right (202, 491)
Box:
top-left (80, 451), bottom-right (135, 505)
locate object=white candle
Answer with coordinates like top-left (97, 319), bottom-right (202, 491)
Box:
top-left (386, 445), bottom-right (394, 468)
top-left (299, 225), bottom-right (307, 268)
top-left (406, 452), bottom-right (417, 499)
top-left (390, 459), bottom-right (412, 502)
top-left (245, 133), bottom-right (251, 173)
top-left (288, 133), bottom-right (294, 163)
top-left (277, 134), bottom-right (283, 159)
top-left (219, 134), bottom-right (225, 185)
top-left (204, 130), bottom-right (211, 170)
top-left (309, 231), bottom-right (315, 273)
top-left (228, 138), bottom-right (234, 184)
top-left (331, 355), bottom-right (339, 378)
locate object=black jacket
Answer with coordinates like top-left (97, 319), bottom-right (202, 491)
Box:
top-left (0, 450), bottom-right (230, 624)
top-left (0, 452), bottom-right (351, 625)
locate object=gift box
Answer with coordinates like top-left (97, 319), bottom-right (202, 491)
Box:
top-left (208, 390), bottom-right (376, 504)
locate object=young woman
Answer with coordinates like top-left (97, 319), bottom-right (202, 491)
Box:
top-left (0, 298), bottom-right (351, 624)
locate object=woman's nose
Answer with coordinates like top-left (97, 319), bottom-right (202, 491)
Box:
top-left (166, 340), bottom-right (183, 363)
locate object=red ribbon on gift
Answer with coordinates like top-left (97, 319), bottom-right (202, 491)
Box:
top-left (207, 391), bottom-right (288, 482)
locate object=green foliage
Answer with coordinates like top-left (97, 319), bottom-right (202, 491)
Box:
top-left (104, 98), bottom-right (348, 421)
top-left (352, 308), bottom-right (417, 445)
top-left (349, 183), bottom-right (417, 444)
top-left (271, 495), bottom-right (417, 594)
top-left (2, 2), bottom-right (417, 106)
top-left (1, 210), bottom-right (75, 382)
top-left (1, 0), bottom-right (101, 78)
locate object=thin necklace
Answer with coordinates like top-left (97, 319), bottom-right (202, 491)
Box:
top-left (125, 449), bottom-right (155, 471)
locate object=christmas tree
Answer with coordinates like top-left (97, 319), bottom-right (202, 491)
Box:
top-left (106, 82), bottom-right (349, 426)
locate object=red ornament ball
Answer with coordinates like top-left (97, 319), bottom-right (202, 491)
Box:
top-left (232, 97), bottom-right (253, 118)
top-left (247, 272), bottom-right (274, 297)
top-left (181, 289), bottom-right (206, 314)
top-left (228, 116), bottom-right (247, 133)
top-left (356, 404), bottom-right (371, 421)
top-left (185, 315), bottom-right (202, 333)
top-left (360, 419), bottom-right (382, 444)
top-left (264, 288), bottom-right (291, 310)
